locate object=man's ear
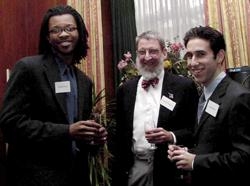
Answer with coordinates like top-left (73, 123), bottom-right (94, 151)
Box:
top-left (216, 49), bottom-right (225, 64)
top-left (162, 48), bottom-right (168, 59)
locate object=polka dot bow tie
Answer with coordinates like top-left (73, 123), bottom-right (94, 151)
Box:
top-left (141, 77), bottom-right (159, 90)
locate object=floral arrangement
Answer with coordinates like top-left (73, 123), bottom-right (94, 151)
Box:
top-left (165, 39), bottom-right (184, 63)
top-left (117, 51), bottom-right (138, 85)
top-left (117, 39), bottom-right (188, 84)
top-left (165, 39), bottom-right (189, 76)
top-left (117, 40), bottom-right (202, 94)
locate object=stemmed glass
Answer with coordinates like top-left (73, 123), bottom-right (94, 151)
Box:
top-left (144, 119), bottom-right (157, 150)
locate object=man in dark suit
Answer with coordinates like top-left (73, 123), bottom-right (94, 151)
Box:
top-left (168, 26), bottom-right (250, 185)
top-left (0, 5), bottom-right (107, 186)
top-left (111, 31), bottom-right (199, 186)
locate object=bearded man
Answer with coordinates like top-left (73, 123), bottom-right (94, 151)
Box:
top-left (111, 30), bottom-right (199, 186)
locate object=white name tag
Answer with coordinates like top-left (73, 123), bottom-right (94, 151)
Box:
top-left (55, 81), bottom-right (71, 93)
top-left (205, 100), bottom-right (219, 117)
top-left (160, 95), bottom-right (176, 111)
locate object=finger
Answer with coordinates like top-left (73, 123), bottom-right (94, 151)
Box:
top-left (173, 145), bottom-right (183, 150)
top-left (176, 160), bottom-right (187, 169)
top-left (168, 155), bottom-right (173, 161)
top-left (98, 127), bottom-right (107, 133)
top-left (168, 149), bottom-right (176, 158)
top-left (176, 164), bottom-right (184, 169)
top-left (80, 120), bottom-right (102, 128)
top-left (167, 153), bottom-right (176, 161)
top-left (171, 153), bottom-right (183, 162)
top-left (173, 149), bottom-right (185, 157)
top-left (168, 144), bottom-right (175, 150)
top-left (79, 124), bottom-right (99, 133)
top-left (183, 147), bottom-right (188, 151)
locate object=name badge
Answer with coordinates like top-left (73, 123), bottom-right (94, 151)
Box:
top-left (160, 95), bottom-right (176, 111)
top-left (55, 81), bottom-right (71, 93)
top-left (205, 100), bottom-right (219, 117)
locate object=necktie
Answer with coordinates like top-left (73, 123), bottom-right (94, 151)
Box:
top-left (197, 93), bottom-right (206, 123)
top-left (141, 77), bottom-right (159, 90)
top-left (64, 66), bottom-right (78, 154)
top-left (64, 66), bottom-right (77, 123)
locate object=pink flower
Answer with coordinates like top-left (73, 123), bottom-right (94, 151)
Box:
top-left (170, 42), bottom-right (184, 53)
top-left (117, 51), bottom-right (139, 85)
top-left (124, 51), bottom-right (132, 61)
top-left (117, 59), bottom-right (128, 71)
top-left (117, 51), bottom-right (136, 71)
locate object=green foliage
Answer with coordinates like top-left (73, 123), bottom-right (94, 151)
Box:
top-left (88, 144), bottom-right (112, 186)
top-left (88, 88), bottom-right (115, 186)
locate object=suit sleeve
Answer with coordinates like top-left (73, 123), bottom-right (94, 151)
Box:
top-left (194, 91), bottom-right (250, 173)
top-left (0, 60), bottom-right (70, 144)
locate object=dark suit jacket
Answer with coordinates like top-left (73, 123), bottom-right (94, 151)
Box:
top-left (192, 76), bottom-right (250, 186)
top-left (112, 70), bottom-right (199, 186)
top-left (0, 55), bottom-right (93, 186)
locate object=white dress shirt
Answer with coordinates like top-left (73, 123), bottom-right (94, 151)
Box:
top-left (132, 70), bottom-right (164, 153)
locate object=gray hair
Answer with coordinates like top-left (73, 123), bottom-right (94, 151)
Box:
top-left (136, 30), bottom-right (166, 50)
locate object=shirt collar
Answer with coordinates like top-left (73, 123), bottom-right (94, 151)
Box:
top-left (54, 56), bottom-right (71, 77)
top-left (204, 71), bottom-right (226, 100)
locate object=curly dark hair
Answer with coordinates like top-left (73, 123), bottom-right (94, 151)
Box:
top-left (38, 5), bottom-right (89, 64)
top-left (183, 26), bottom-right (226, 58)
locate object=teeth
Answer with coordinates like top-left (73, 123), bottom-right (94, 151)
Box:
top-left (61, 42), bottom-right (70, 46)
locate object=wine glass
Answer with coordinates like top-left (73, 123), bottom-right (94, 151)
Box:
top-left (144, 120), bottom-right (157, 150)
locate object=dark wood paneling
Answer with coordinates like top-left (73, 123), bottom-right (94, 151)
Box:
top-left (0, 1), bottom-right (66, 186)
top-left (101, 0), bottom-right (114, 101)
top-left (0, 0), bottom-right (66, 106)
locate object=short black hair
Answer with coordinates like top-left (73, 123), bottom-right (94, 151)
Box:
top-left (183, 26), bottom-right (226, 57)
top-left (39, 5), bottom-right (89, 64)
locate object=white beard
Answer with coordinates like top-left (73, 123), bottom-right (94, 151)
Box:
top-left (136, 57), bottom-right (164, 80)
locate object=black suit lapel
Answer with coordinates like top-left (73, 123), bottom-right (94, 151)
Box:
top-left (127, 78), bottom-right (140, 130)
top-left (195, 76), bottom-right (230, 135)
top-left (43, 57), bottom-right (68, 119)
top-left (158, 71), bottom-right (173, 127)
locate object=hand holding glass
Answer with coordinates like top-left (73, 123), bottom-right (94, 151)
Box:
top-left (144, 120), bottom-right (157, 150)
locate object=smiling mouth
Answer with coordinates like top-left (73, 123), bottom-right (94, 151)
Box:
top-left (60, 41), bottom-right (71, 47)
top-left (193, 69), bottom-right (202, 73)
top-left (190, 67), bottom-right (201, 75)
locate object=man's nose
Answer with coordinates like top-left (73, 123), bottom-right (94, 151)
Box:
top-left (144, 51), bottom-right (153, 60)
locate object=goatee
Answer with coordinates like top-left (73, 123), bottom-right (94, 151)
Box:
top-left (136, 57), bottom-right (164, 80)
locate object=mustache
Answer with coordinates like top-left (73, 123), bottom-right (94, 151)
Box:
top-left (136, 57), bottom-right (164, 80)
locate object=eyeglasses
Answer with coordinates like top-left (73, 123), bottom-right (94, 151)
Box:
top-left (137, 49), bottom-right (160, 57)
top-left (49, 26), bottom-right (77, 35)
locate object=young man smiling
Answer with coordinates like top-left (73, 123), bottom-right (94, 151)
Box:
top-left (0, 5), bottom-right (107, 186)
top-left (168, 26), bottom-right (250, 186)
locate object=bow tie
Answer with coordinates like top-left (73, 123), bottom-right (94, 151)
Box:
top-left (141, 77), bottom-right (159, 90)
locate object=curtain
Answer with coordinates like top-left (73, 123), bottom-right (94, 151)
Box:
top-left (134, 0), bottom-right (205, 43)
top-left (204, 0), bottom-right (250, 68)
top-left (111, 0), bottom-right (137, 87)
top-left (67, 0), bottom-right (105, 95)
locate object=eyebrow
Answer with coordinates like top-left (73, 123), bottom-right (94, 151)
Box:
top-left (184, 50), bottom-right (206, 58)
top-left (50, 24), bottom-right (76, 28)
